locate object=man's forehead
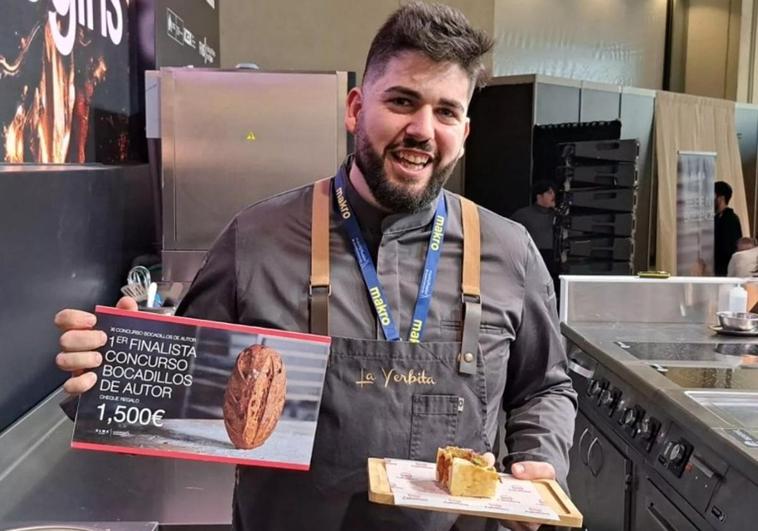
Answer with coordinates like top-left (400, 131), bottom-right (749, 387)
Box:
top-left (365, 51), bottom-right (473, 104)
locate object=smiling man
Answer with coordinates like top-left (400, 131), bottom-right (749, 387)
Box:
top-left (349, 50), bottom-right (472, 213)
top-left (54, 3), bottom-right (577, 531)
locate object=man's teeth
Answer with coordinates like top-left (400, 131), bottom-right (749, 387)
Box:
top-left (395, 152), bottom-right (430, 167)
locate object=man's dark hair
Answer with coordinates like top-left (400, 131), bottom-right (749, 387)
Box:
top-left (363, 2), bottom-right (494, 91)
top-left (532, 180), bottom-right (556, 201)
top-left (715, 181), bottom-right (733, 203)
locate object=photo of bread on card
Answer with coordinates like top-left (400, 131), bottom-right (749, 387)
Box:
top-left (223, 344), bottom-right (287, 449)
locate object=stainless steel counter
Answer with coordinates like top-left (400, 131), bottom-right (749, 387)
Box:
top-left (0, 389), bottom-right (234, 525)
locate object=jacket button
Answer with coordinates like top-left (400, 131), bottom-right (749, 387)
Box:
top-left (463, 352), bottom-right (474, 363)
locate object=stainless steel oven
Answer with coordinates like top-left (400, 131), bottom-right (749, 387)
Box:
top-left (147, 67), bottom-right (349, 283)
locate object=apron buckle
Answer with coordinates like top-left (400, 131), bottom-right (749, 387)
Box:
top-left (461, 293), bottom-right (481, 304)
top-left (309, 284), bottom-right (332, 296)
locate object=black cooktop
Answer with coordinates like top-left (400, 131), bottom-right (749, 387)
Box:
top-left (615, 341), bottom-right (758, 390)
top-left (616, 341), bottom-right (758, 363)
top-left (660, 367), bottom-right (758, 390)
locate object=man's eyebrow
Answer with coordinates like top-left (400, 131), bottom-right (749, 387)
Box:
top-left (383, 86), bottom-right (465, 113)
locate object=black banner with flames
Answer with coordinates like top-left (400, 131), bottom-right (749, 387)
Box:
top-left (0, 0), bottom-right (131, 163)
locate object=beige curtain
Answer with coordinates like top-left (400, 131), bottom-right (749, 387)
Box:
top-left (655, 91), bottom-right (749, 274)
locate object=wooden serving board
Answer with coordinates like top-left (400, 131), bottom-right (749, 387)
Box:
top-left (367, 458), bottom-right (583, 528)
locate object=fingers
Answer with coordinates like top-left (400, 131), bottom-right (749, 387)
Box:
top-left (499, 462), bottom-right (553, 530)
top-left (116, 296), bottom-right (139, 311)
top-left (56, 351), bottom-right (103, 372)
top-left (511, 461), bottom-right (556, 480)
top-left (55, 299), bottom-right (136, 332)
top-left (60, 329), bottom-right (108, 352)
top-left (54, 309), bottom-right (96, 332)
top-left (62, 372), bottom-right (98, 395)
top-left (482, 452), bottom-right (496, 467)
top-left (57, 330), bottom-right (106, 394)
top-left (54, 305), bottom-right (114, 397)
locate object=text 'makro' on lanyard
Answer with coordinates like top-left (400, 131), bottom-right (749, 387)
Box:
top-left (334, 171), bottom-right (447, 343)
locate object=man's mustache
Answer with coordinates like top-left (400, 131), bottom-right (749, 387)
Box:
top-left (389, 137), bottom-right (434, 155)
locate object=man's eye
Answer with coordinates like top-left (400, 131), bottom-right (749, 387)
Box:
top-left (390, 97), bottom-right (412, 107)
top-left (437, 108), bottom-right (459, 121)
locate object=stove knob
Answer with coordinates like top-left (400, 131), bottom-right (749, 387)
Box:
top-left (588, 379), bottom-right (603, 397)
top-left (600, 389), bottom-right (614, 406)
top-left (639, 416), bottom-right (651, 436)
top-left (669, 442), bottom-right (687, 465)
top-left (622, 407), bottom-right (637, 427)
top-left (639, 416), bottom-right (659, 440)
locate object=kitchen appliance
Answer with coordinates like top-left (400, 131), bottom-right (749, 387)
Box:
top-left (615, 341), bottom-right (758, 367)
top-left (567, 337), bottom-right (758, 530)
top-left (555, 138), bottom-right (640, 276)
top-left (146, 67), bottom-right (350, 283)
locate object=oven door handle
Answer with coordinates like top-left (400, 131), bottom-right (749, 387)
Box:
top-left (646, 500), bottom-right (678, 531)
top-left (587, 437), bottom-right (604, 477)
top-left (578, 427), bottom-right (591, 466)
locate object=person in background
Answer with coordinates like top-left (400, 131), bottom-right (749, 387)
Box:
top-left (714, 180), bottom-right (742, 276)
top-left (511, 180), bottom-right (557, 277)
top-left (727, 237), bottom-right (758, 277)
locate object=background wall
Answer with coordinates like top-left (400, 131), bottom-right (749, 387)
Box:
top-left (219, 0), bottom-right (494, 78)
top-left (219, 0), bottom-right (668, 89)
top-left (0, 165), bottom-right (155, 432)
top-left (684, 0), bottom-right (740, 98)
top-left (668, 0), bottom-right (743, 100)
top-left (492, 0), bottom-right (668, 89)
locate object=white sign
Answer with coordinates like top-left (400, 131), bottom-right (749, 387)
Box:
top-left (41, 0), bottom-right (124, 56)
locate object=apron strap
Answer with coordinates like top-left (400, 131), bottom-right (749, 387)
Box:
top-left (310, 178), bottom-right (332, 336)
top-left (308, 180), bottom-right (483, 361)
top-left (458, 195), bottom-right (482, 375)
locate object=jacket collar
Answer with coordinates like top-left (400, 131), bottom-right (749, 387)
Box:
top-left (336, 156), bottom-right (441, 235)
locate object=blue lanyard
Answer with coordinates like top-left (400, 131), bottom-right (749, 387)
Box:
top-left (334, 172), bottom-right (447, 342)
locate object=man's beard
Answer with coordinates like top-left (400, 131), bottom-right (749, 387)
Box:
top-left (353, 122), bottom-right (458, 213)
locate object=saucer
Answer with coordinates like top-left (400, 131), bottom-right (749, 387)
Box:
top-left (709, 325), bottom-right (758, 337)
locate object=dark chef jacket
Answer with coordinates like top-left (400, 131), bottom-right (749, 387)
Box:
top-left (176, 160), bottom-right (578, 528)
top-left (714, 206), bottom-right (742, 276)
top-left (510, 204), bottom-right (554, 251)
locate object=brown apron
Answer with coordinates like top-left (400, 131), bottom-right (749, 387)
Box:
top-left (233, 177), bottom-right (489, 530)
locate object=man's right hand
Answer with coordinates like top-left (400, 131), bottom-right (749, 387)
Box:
top-left (54, 296), bottom-right (138, 395)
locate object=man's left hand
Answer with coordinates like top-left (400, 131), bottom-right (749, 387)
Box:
top-left (499, 461), bottom-right (556, 531)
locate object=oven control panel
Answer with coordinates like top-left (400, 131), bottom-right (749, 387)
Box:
top-left (578, 372), bottom-right (662, 457)
top-left (568, 343), bottom-right (742, 527)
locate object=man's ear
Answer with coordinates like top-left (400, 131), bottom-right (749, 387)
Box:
top-left (345, 87), bottom-right (363, 134)
top-left (457, 117), bottom-right (470, 160)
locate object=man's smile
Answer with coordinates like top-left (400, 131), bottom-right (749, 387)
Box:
top-left (389, 149), bottom-right (433, 172)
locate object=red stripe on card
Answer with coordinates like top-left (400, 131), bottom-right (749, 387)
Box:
top-left (95, 306), bottom-right (331, 345)
top-left (71, 441), bottom-right (310, 471)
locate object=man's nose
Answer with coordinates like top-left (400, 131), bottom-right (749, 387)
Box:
top-left (405, 106), bottom-right (434, 141)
